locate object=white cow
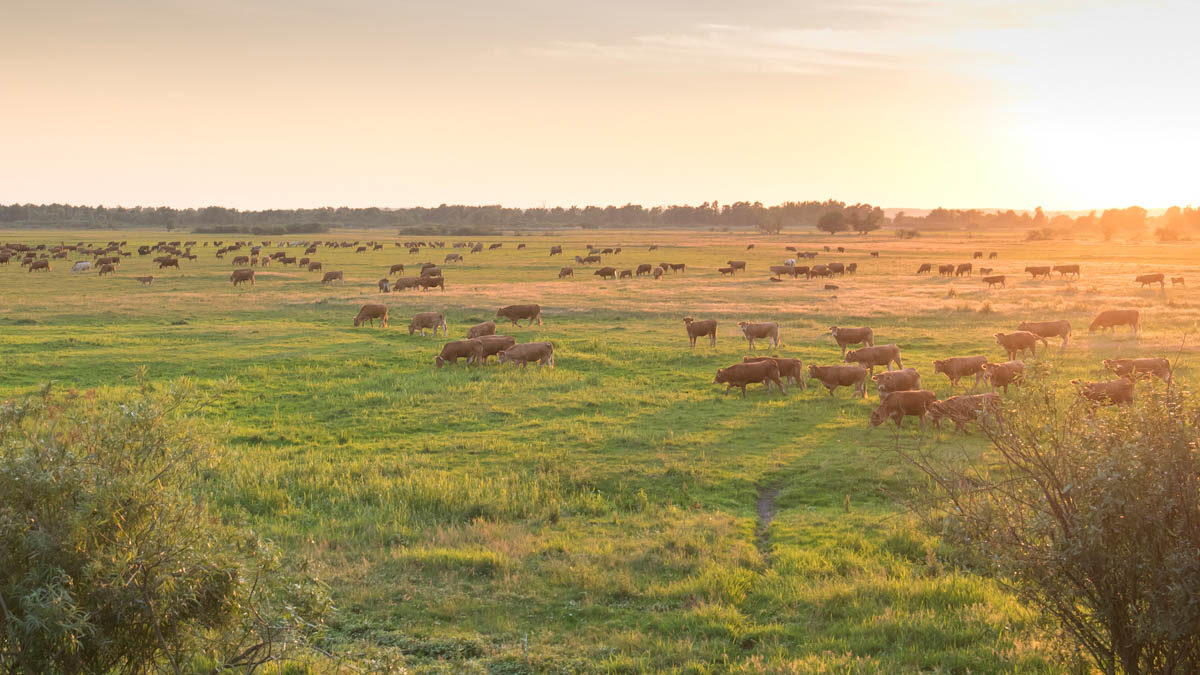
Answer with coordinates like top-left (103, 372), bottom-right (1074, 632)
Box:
top-left (71, 261), bottom-right (91, 273)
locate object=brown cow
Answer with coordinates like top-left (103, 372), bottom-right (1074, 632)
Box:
top-left (1025, 266), bottom-right (1051, 279)
top-left (1103, 357), bottom-right (1172, 383)
top-left (353, 304), bottom-right (389, 327)
top-left (420, 266), bottom-right (442, 277)
top-left (158, 258), bottom-right (180, 270)
top-left (1073, 378), bottom-right (1134, 405)
top-left (97, 263), bottom-right (116, 276)
top-left (496, 304), bottom-right (542, 326)
top-left (979, 268), bottom-right (993, 275)
top-left (444, 253), bottom-right (462, 263)
top-left (1017, 320), bottom-right (1071, 349)
top-left (321, 270), bottom-right (344, 285)
top-left (228, 268), bottom-right (254, 286)
top-left (955, 263), bottom-right (972, 277)
top-left (409, 312), bottom-right (447, 337)
top-left (869, 390), bottom-right (938, 429)
top-left (929, 393), bottom-right (1000, 432)
top-left (982, 275), bottom-right (1006, 288)
top-left (933, 355), bottom-right (989, 387)
top-left (718, 267), bottom-right (735, 276)
top-left (1136, 273), bottom-right (1165, 289)
top-left (135, 276), bottom-right (154, 285)
top-left (653, 266), bottom-right (664, 279)
top-left (378, 278), bottom-right (391, 292)
top-left (392, 277), bottom-right (420, 291)
top-left (916, 263), bottom-right (932, 274)
top-left (807, 364), bottom-right (868, 398)
top-left (981, 361), bottom-right (1024, 393)
top-left (668, 263), bottom-right (686, 273)
top-left (498, 341), bottom-right (555, 368)
top-left (726, 260), bottom-right (747, 272)
top-left (549, 245), bottom-right (563, 256)
top-left (417, 276), bottom-right (445, 291)
top-left (594, 266), bottom-right (618, 280)
top-left (1089, 309), bottom-right (1139, 335)
top-left (829, 326), bottom-right (873, 356)
top-left (558, 266), bottom-right (574, 279)
top-left (871, 368), bottom-right (921, 396)
top-left (619, 269), bottom-right (633, 279)
top-left (389, 263), bottom-right (406, 275)
top-left (475, 335), bottom-right (517, 363)
top-left (937, 264), bottom-right (954, 276)
top-left (232, 255), bottom-right (250, 266)
top-left (1172, 277), bottom-right (1185, 287)
top-left (683, 317), bottom-right (717, 348)
top-left (738, 321), bottom-right (779, 350)
top-left (844, 344), bottom-right (903, 374)
top-left (1053, 264), bottom-right (1080, 279)
top-left (994, 331), bottom-right (1044, 360)
top-left (467, 320), bottom-right (496, 339)
top-left (28, 260), bottom-right (50, 272)
top-left (743, 356), bottom-right (806, 389)
top-left (714, 360), bottom-right (783, 397)
top-left (435, 339), bottom-right (484, 367)
top-left (636, 263), bottom-right (653, 276)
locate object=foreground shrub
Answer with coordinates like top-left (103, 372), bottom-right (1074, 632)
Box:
top-left (0, 374), bottom-right (330, 673)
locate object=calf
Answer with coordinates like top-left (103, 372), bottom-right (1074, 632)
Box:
top-left (933, 355), bottom-right (989, 387)
top-left (714, 360), bottom-right (784, 397)
top-left (1172, 276), bottom-right (1185, 287)
top-left (467, 320), bottom-right (497, 339)
top-left (409, 312), bottom-right (447, 337)
top-left (1136, 273), bottom-right (1165, 289)
top-left (498, 341), bottom-right (555, 368)
top-left (982, 275), bottom-right (1006, 288)
top-left (683, 317), bottom-right (717, 348)
top-left (496, 304), bottom-right (542, 326)
top-left (829, 326), bottom-right (873, 356)
top-left (929, 393), bottom-right (999, 432)
top-left (870, 390), bottom-right (938, 429)
top-left (321, 270), bottom-right (344, 285)
top-left (981, 361), bottom-right (1024, 393)
top-left (435, 339), bottom-right (484, 367)
top-left (1017, 319), bottom-right (1071, 349)
top-left (742, 356), bottom-right (806, 389)
top-left (844, 344), bottom-right (902, 374)
top-left (1103, 357), bottom-right (1172, 383)
top-left (1089, 309), bottom-right (1139, 335)
top-left (353, 304), bottom-right (389, 327)
top-left (1073, 378), bottom-right (1134, 406)
top-left (738, 321), bottom-right (780, 350)
top-left (871, 368), bottom-right (921, 396)
top-left (994, 331), bottom-right (1044, 360)
top-left (807, 364), bottom-right (868, 398)
top-left (718, 267), bottom-right (735, 276)
top-left (475, 335), bottom-right (517, 363)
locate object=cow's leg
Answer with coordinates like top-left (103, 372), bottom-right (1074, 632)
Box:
top-left (709, 332), bottom-right (716, 348)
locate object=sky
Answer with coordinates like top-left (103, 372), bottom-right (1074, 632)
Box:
top-left (2, 0), bottom-right (1198, 211)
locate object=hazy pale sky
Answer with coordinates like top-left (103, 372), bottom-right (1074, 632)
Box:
top-left (3, 0), bottom-right (1197, 210)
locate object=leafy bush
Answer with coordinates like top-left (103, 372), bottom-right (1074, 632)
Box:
top-left (0, 374), bottom-right (330, 673)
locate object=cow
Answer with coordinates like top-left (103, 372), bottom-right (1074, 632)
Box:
top-left (550, 246), bottom-right (563, 256)
top-left (474, 335), bottom-right (517, 363)
top-left (1103, 357), bottom-right (1172, 383)
top-left (97, 263), bottom-right (115, 276)
top-left (353, 304), bottom-right (389, 327)
top-left (619, 269), bottom-right (633, 279)
top-left (933, 355), bottom-right (989, 387)
top-left (719, 267), bottom-right (735, 277)
top-left (1073, 378), bottom-right (1134, 406)
top-left (1025, 266), bottom-right (1051, 279)
top-left (420, 266), bottom-right (442, 277)
top-left (982, 275), bottom-right (1006, 288)
top-left (871, 368), bottom-right (921, 396)
top-left (496, 304), bottom-right (542, 326)
top-left (808, 265), bottom-right (830, 279)
top-left (1136, 273), bottom-right (1165, 289)
top-left (594, 266), bottom-right (618, 280)
top-left (869, 390), bottom-right (938, 429)
top-left (738, 321), bottom-right (779, 350)
top-left (683, 317), bottom-right (717, 348)
top-left (746, 244), bottom-right (755, 250)
top-left (955, 263), bottom-right (973, 277)
top-left (1017, 320), bottom-right (1071, 349)
top-left (807, 364), bottom-right (868, 398)
top-left (978, 268), bottom-right (993, 275)
top-left (417, 276), bottom-right (445, 291)
top-left (669, 263), bottom-right (686, 273)
top-left (989, 252), bottom-right (997, 259)
top-left (378, 278), bottom-right (391, 293)
top-left (648, 244), bottom-right (659, 251)
top-left (829, 326), bottom-right (874, 356)
top-left (135, 276), bottom-right (154, 285)
top-left (232, 255), bottom-right (250, 266)
top-left (582, 255), bottom-right (602, 264)
top-left (467, 320), bottom-right (496, 339)
top-left (391, 277), bottom-right (419, 292)
top-left (824, 284), bottom-right (839, 290)
top-left (726, 260), bottom-right (747, 272)
top-left (71, 261), bottom-right (91, 273)
top-left (28, 260), bottom-right (50, 272)
top-left (653, 267), bottom-right (664, 279)
top-left (846, 263), bottom-right (857, 275)
top-left (408, 312), bottom-right (447, 337)
top-left (1053, 264), bottom-right (1080, 279)
top-left (558, 267), bottom-right (574, 279)
top-left (307, 262), bottom-right (322, 272)
top-left (636, 263), bottom-right (653, 276)
top-left (743, 356), bottom-right (805, 389)
top-left (870, 251), bottom-right (879, 258)
top-left (230, 268), bottom-right (255, 286)
top-left (516, 243), bottom-right (526, 250)
top-left (1089, 309), bottom-right (1139, 335)
top-left (981, 361), bottom-right (1024, 393)
top-left (714, 360), bottom-right (784, 397)
top-left (1173, 277), bottom-right (1185, 287)
top-left (929, 393), bottom-right (1000, 432)
top-left (828, 262), bottom-right (845, 276)
top-left (972, 251), bottom-right (983, 259)
top-left (498, 341), bottom-right (555, 368)
top-left (157, 258), bottom-right (180, 270)
top-left (845, 344), bottom-right (903, 374)
top-left (444, 254), bottom-right (462, 263)
top-left (390, 264), bottom-right (406, 275)
top-left (768, 265), bottom-right (796, 278)
top-left (321, 271), bottom-right (344, 285)
top-left (994, 331), bottom-right (1044, 360)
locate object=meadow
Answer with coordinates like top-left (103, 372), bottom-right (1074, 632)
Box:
top-left (1, 228), bottom-right (1195, 672)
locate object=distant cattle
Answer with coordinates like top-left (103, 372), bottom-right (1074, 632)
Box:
top-left (870, 251), bottom-right (879, 258)
top-left (683, 317), bottom-right (718, 348)
top-left (982, 275), bottom-right (1006, 288)
top-left (972, 251), bottom-right (983, 259)
top-left (28, 260), bottom-right (50, 272)
top-left (496, 304), bottom-right (542, 326)
top-left (989, 252), bottom-right (998, 259)
top-left (135, 276), bottom-right (154, 285)
top-left (668, 263), bottom-right (686, 273)
top-left (1136, 273), bottom-right (1165, 289)
top-left (71, 261), bottom-right (91, 273)
top-left (444, 254), bottom-right (462, 263)
top-left (916, 263), bottom-right (932, 275)
top-left (1017, 319), bottom-right (1071, 349)
top-left (769, 265), bottom-right (796, 278)
top-left (353, 304), bottom-right (389, 327)
top-left (871, 368), bottom-right (921, 396)
top-left (635, 263), bottom-right (653, 276)
top-left (719, 267), bottom-right (735, 276)
top-left (558, 266), bottom-right (574, 279)
top-left (1089, 309), bottom-right (1139, 335)
top-left (828, 262), bottom-right (845, 276)
top-left (845, 344), bottom-right (903, 374)
top-left (232, 255), bottom-right (250, 266)
top-left (1024, 266), bottom-right (1051, 279)
top-left (1103, 357), bottom-right (1172, 383)
top-left (746, 244), bottom-right (755, 250)
top-left (982, 361), bottom-right (1024, 393)
top-left (230, 268), bottom-right (255, 286)
top-left (409, 312), bottom-right (447, 337)
top-left (1053, 264), bottom-right (1080, 278)
top-left (726, 260), bottom-right (747, 272)
top-left (378, 278), bottom-right (390, 292)
top-left (829, 326), bottom-right (873, 356)
top-left (498, 341), bottom-right (555, 368)
top-left (97, 263), bottom-right (115, 276)
top-left (807, 265), bottom-right (830, 278)
top-left (714, 360), bottom-right (783, 397)
top-left (653, 267), bottom-right (664, 279)
top-left (807, 364), bottom-right (868, 398)
top-left (955, 263), bottom-right (972, 277)
top-left (157, 258), bottom-right (180, 270)
top-left (738, 321), bottom-right (779, 350)
top-left (619, 269), bottom-right (633, 279)
top-left (435, 339), bottom-right (484, 367)
top-left (489, 243), bottom-right (503, 250)
top-left (582, 255), bottom-right (602, 264)
top-left (994, 331), bottom-right (1043, 360)
top-left (1172, 277), bottom-right (1185, 287)
top-left (467, 320), bottom-right (497, 339)
top-left (420, 266), bottom-right (442, 277)
top-left (870, 390), bottom-right (938, 429)
top-left (321, 270), bottom-right (344, 285)
top-left (743, 356), bottom-right (805, 389)
top-left (1073, 378), bottom-right (1134, 406)
top-left (549, 246), bottom-right (563, 256)
top-left (307, 262), bottom-right (322, 272)
top-left (937, 264), bottom-right (954, 277)
top-left (594, 266), bottom-right (618, 280)
top-left (933, 355), bottom-right (989, 387)
top-left (929, 393), bottom-right (999, 432)
top-left (416, 276), bottom-right (445, 291)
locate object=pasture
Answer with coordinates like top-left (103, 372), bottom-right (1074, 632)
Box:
top-left (1, 228), bottom-right (1195, 672)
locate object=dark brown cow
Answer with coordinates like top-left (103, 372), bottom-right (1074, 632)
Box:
top-left (982, 275), bottom-right (1006, 288)
top-left (389, 263), bottom-right (406, 275)
top-left (417, 276), bottom-right (445, 291)
top-left (392, 277), bottom-right (420, 292)
top-left (321, 270), bottom-right (344, 285)
top-left (618, 269), bottom-right (633, 279)
top-left (933, 355), bottom-right (989, 387)
top-left (594, 266), bottom-right (617, 280)
top-left (1073, 378), bottom-right (1134, 405)
top-left (496, 304), bottom-right (542, 326)
top-left (955, 263), bottom-right (972, 277)
top-left (157, 258), bottom-right (180, 270)
top-left (869, 390), bottom-right (938, 429)
top-left (409, 312), bottom-right (447, 337)
top-left (135, 276), bottom-right (154, 285)
top-left (844, 344), bottom-right (902, 374)
top-left (636, 263), bottom-right (653, 276)
top-left (1024, 266), bottom-right (1051, 279)
top-left (1136, 273), bottom-right (1165, 289)
top-left (653, 267), bottom-right (664, 280)
top-left (929, 393), bottom-right (999, 432)
top-left (378, 278), bottom-right (391, 292)
top-left (229, 268), bottom-right (255, 286)
top-left (937, 264), bottom-right (954, 276)
top-left (994, 331), bottom-right (1044, 360)
top-left (307, 262), bottom-right (322, 272)
top-left (829, 326), bottom-right (873, 356)
top-left (1053, 264), bottom-right (1080, 278)
top-left (1089, 309), bottom-right (1139, 335)
top-left (668, 263), bottom-right (686, 273)
top-left (549, 246), bottom-right (563, 256)
top-left (683, 317), bottom-right (717, 348)
top-left (719, 267), bottom-right (735, 276)
top-left (807, 364), bottom-right (868, 398)
top-left (353, 304), bottom-right (389, 327)
top-left (1017, 320), bottom-right (1071, 349)
top-left (558, 266), bottom-right (574, 279)
top-left (467, 320), bottom-right (497, 339)
top-left (97, 263), bottom-right (116, 276)
top-left (420, 266), bottom-right (442, 277)
top-left (1103, 357), bottom-right (1172, 383)
top-left (871, 368), bottom-right (921, 396)
top-left (738, 321), bottom-right (779, 350)
top-left (714, 360), bottom-right (783, 397)
top-left (498, 341), bottom-right (555, 368)
top-left (743, 356), bottom-right (805, 389)
top-left (981, 361), bottom-right (1024, 393)
top-left (726, 260), bottom-right (747, 272)
top-left (28, 260), bottom-right (50, 272)
top-left (972, 251), bottom-right (983, 259)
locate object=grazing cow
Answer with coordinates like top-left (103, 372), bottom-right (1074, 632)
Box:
top-left (738, 321), bottom-right (780, 350)
top-left (1025, 265), bottom-right (1051, 279)
top-left (933, 355), bottom-right (989, 387)
top-left (353, 304), bottom-right (389, 327)
top-left (972, 251), bottom-right (983, 259)
top-left (714, 360), bottom-right (783, 397)
top-left (829, 326), bottom-right (874, 356)
top-left (978, 267), bottom-right (993, 275)
top-left (517, 243), bottom-right (526, 250)
top-left (649, 244), bottom-right (659, 251)
top-left (475, 335), bottom-right (517, 363)
top-left (558, 266), bottom-right (574, 279)
top-left (726, 260), bottom-right (747, 272)
top-left (1103, 357), bottom-right (1172, 383)
top-left (870, 390), bottom-right (938, 429)
top-left (955, 263), bottom-right (973, 277)
top-left (378, 278), bottom-right (391, 292)
top-left (828, 262), bottom-right (845, 276)
top-left (409, 312), bottom-right (448, 337)
top-left (135, 276), bottom-right (153, 285)
top-left (1017, 320), bottom-right (1072, 349)
top-left (417, 276), bottom-right (445, 291)
top-left (769, 265), bottom-right (796, 278)
top-left (937, 264), bottom-right (954, 277)
top-left (389, 264), bottom-right (406, 275)
top-left (982, 361), bottom-right (1024, 393)
top-left (1053, 264), bottom-right (1080, 279)
top-left (982, 275), bottom-right (1006, 288)
top-left (916, 263), bottom-right (932, 274)
top-left (1089, 309), bottom-right (1139, 335)
top-left (420, 266), bottom-right (442, 277)
top-left (653, 266), bottom-right (664, 279)
top-left (683, 317), bottom-right (717, 348)
top-left (594, 266), bottom-right (618, 280)
top-left (618, 269), bottom-right (633, 279)
top-left (989, 252), bottom-right (998, 259)
top-left (232, 255), bottom-right (250, 266)
top-left (321, 270), bottom-right (345, 285)
top-left (498, 341), bottom-right (555, 368)
top-left (807, 265), bottom-right (830, 278)
top-left (929, 393), bottom-right (1000, 432)
top-left (871, 368), bottom-right (921, 396)
top-left (582, 255), bottom-right (602, 264)
top-left (1073, 378), bottom-right (1134, 406)
top-left (824, 284), bottom-right (839, 290)
top-left (636, 263), bottom-right (653, 276)
top-left (307, 262), bottom-right (322, 272)
top-left (158, 258), bottom-right (180, 270)
top-left (444, 254), bottom-right (462, 263)
top-left (230, 268), bottom-right (255, 286)
top-left (467, 320), bottom-right (496, 339)
top-left (743, 356), bottom-right (805, 389)
top-left (871, 251), bottom-right (879, 258)
top-left (1172, 277), bottom-right (1185, 287)
top-left (994, 331), bottom-right (1043, 360)
top-left (97, 263), bottom-right (115, 276)
top-left (28, 260), bottom-right (50, 272)
top-left (1136, 273), bottom-right (1165, 289)
top-left (719, 267), bottom-right (735, 276)
top-left (496, 304), bottom-right (543, 326)
top-left (669, 263), bottom-right (686, 273)
top-left (807, 364), bottom-right (868, 398)
top-left (489, 243), bottom-right (504, 251)
top-left (845, 344), bottom-right (903, 374)
top-left (846, 263), bottom-right (857, 275)
top-left (746, 244), bottom-right (755, 250)
top-left (355, 246), bottom-right (367, 253)
top-left (550, 246), bottom-right (563, 256)
top-left (71, 261), bottom-right (91, 273)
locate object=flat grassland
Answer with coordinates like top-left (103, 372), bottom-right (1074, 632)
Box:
top-left (1, 229), bottom-right (1195, 672)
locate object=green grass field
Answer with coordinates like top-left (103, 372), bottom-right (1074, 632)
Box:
top-left (2, 228), bottom-right (1195, 672)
